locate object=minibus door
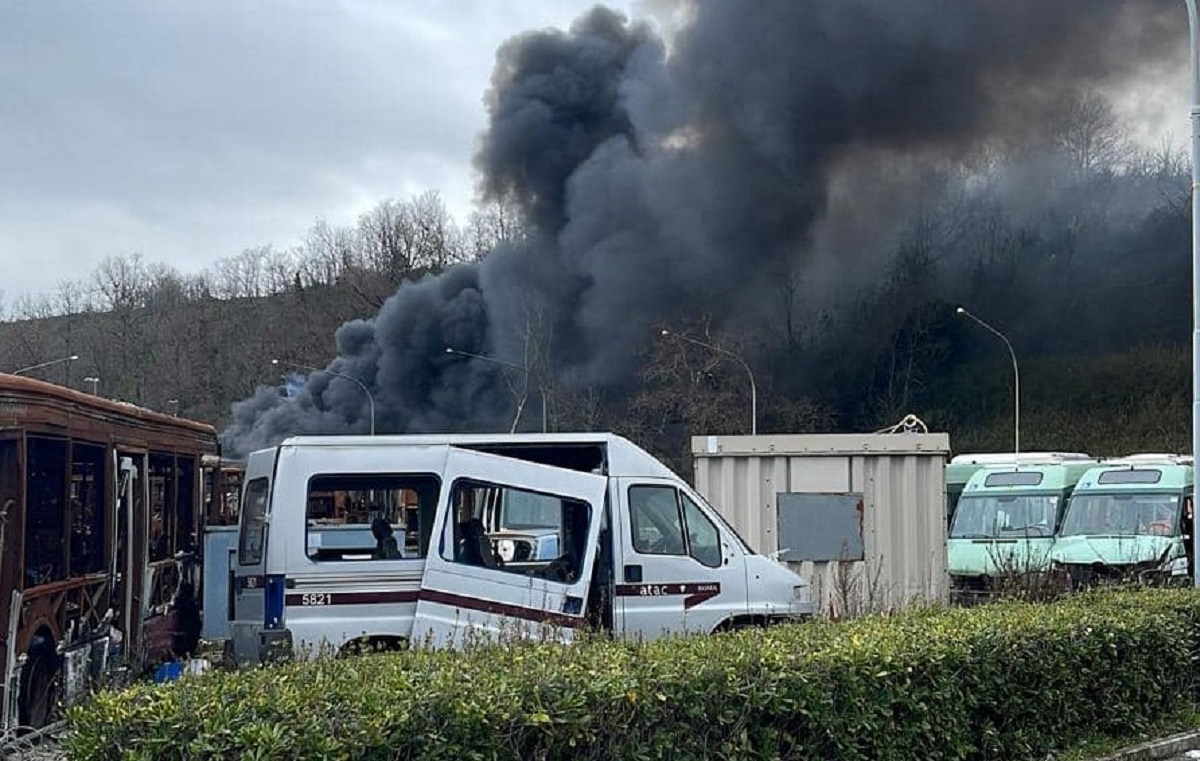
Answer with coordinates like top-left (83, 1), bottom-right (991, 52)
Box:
top-left (613, 477), bottom-right (750, 640)
top-left (413, 448), bottom-right (607, 647)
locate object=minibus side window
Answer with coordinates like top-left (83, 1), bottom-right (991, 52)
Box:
top-left (680, 493), bottom-right (721, 567)
top-left (629, 485), bottom-right (722, 567)
top-left (305, 473), bottom-right (440, 561)
top-left (238, 478), bottom-right (269, 565)
top-left (628, 485), bottom-right (686, 556)
top-left (441, 479), bottom-right (591, 583)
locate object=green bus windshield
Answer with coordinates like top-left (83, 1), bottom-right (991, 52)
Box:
top-left (949, 493), bottom-right (1060, 539)
top-left (1058, 492), bottom-right (1180, 537)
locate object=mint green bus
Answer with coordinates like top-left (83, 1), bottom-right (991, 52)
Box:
top-left (1050, 455), bottom-right (1194, 589)
top-left (947, 459), bottom-right (1096, 603)
top-left (945, 453), bottom-right (1090, 531)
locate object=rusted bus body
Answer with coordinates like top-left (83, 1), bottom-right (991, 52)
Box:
top-left (0, 373), bottom-right (216, 728)
top-left (202, 455), bottom-right (244, 527)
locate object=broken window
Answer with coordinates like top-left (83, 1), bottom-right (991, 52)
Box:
top-left (24, 437), bottom-right (67, 587)
top-left (148, 454), bottom-right (178, 561)
top-left (443, 479), bottom-right (591, 583)
top-left (175, 456), bottom-right (196, 553)
top-left (204, 465), bottom-right (243, 526)
top-left (69, 442), bottom-right (106, 575)
top-left (143, 453), bottom-right (197, 559)
top-left (305, 473), bottom-right (439, 561)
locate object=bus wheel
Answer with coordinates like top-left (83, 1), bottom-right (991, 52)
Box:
top-left (340, 636), bottom-right (408, 657)
top-left (19, 642), bottom-right (60, 729)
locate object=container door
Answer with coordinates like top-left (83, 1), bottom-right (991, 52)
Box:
top-left (614, 477), bottom-right (750, 640)
top-left (412, 448), bottom-right (608, 647)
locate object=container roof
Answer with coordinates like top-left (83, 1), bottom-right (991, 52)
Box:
top-left (692, 432), bottom-right (950, 457)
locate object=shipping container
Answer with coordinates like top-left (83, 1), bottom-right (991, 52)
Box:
top-left (692, 433), bottom-right (950, 617)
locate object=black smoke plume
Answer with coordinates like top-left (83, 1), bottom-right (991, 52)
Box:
top-left (222, 0), bottom-right (1184, 456)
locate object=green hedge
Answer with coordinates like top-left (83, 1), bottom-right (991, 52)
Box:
top-left (65, 589), bottom-right (1200, 760)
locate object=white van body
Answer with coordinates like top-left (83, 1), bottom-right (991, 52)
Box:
top-left (227, 433), bottom-right (812, 662)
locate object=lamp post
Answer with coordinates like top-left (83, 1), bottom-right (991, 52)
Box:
top-left (11, 354), bottom-right (79, 377)
top-left (444, 347), bottom-right (546, 433)
top-left (82, 376), bottom-right (100, 395)
top-left (660, 329), bottom-right (757, 435)
top-left (272, 359), bottom-right (376, 436)
top-left (166, 399), bottom-right (180, 417)
top-left (956, 307), bottom-right (1020, 459)
top-left (1185, 0), bottom-right (1200, 588)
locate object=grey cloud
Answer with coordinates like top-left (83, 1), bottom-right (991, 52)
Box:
top-left (0, 1), bottom-right (628, 296)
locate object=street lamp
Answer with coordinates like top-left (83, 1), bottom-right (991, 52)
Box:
top-left (1185, 0), bottom-right (1200, 587)
top-left (956, 307), bottom-right (1020, 459)
top-left (82, 376), bottom-right (100, 395)
top-left (166, 399), bottom-right (180, 417)
top-left (444, 347), bottom-right (547, 433)
top-left (271, 359), bottom-right (376, 436)
top-left (11, 354), bottom-right (80, 376)
top-left (660, 329), bottom-right (757, 435)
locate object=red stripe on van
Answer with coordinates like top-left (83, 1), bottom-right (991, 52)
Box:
top-left (615, 582), bottom-right (721, 609)
top-left (283, 588), bottom-right (586, 627)
top-left (418, 588), bottom-right (583, 628)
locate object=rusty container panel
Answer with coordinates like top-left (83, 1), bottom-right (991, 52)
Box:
top-left (692, 433), bottom-right (950, 616)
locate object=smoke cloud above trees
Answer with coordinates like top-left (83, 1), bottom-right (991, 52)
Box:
top-left (220, 0), bottom-right (1188, 456)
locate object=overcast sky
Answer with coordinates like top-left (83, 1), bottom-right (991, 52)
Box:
top-left (0, 1), bottom-right (639, 302)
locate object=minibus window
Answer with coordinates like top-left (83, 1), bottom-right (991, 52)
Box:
top-left (680, 493), bottom-right (721, 567)
top-left (442, 479), bottom-right (591, 583)
top-left (238, 478), bottom-right (269, 566)
top-left (628, 485), bottom-right (686, 556)
top-left (305, 473), bottom-right (440, 561)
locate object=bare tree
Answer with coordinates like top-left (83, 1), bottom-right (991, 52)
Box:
top-left (556, 384), bottom-right (606, 432)
top-left (408, 191), bottom-right (466, 271)
top-left (357, 199), bottom-right (411, 279)
top-left (299, 219), bottom-right (358, 286)
top-left (4, 291), bottom-right (58, 373)
top-left (87, 253), bottom-right (162, 402)
top-left (468, 196), bottom-right (528, 260)
top-left (260, 246), bottom-right (297, 295)
top-left (91, 253), bottom-right (153, 311)
top-left (1050, 91), bottom-right (1129, 175)
top-left (627, 317), bottom-right (757, 473)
